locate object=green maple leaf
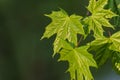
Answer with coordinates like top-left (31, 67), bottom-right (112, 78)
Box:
top-left (59, 40), bottom-right (97, 80)
top-left (89, 31), bottom-right (120, 67)
top-left (109, 31), bottom-right (120, 52)
top-left (41, 9), bottom-right (84, 55)
top-left (88, 36), bottom-right (113, 67)
top-left (108, 31), bottom-right (120, 73)
top-left (88, 36), bottom-right (109, 46)
top-left (88, 0), bottom-right (108, 13)
top-left (84, 0), bottom-right (117, 37)
top-left (89, 43), bottom-right (112, 67)
top-left (90, 31), bottom-right (120, 53)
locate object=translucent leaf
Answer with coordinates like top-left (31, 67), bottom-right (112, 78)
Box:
top-left (85, 0), bottom-right (117, 37)
top-left (41, 9), bottom-right (84, 55)
top-left (90, 31), bottom-right (120, 67)
top-left (109, 31), bottom-right (120, 52)
top-left (89, 43), bottom-right (113, 67)
top-left (87, 0), bottom-right (108, 13)
top-left (59, 41), bottom-right (97, 80)
top-left (88, 36), bottom-right (112, 67)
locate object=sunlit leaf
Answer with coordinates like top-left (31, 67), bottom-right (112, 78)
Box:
top-left (89, 43), bottom-right (112, 67)
top-left (88, 36), bottom-right (112, 67)
top-left (59, 40), bottom-right (97, 80)
top-left (109, 31), bottom-right (120, 52)
top-left (41, 9), bottom-right (84, 55)
top-left (85, 0), bottom-right (117, 37)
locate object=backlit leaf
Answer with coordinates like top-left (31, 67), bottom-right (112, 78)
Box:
top-left (89, 43), bottom-right (113, 67)
top-left (59, 41), bottom-right (97, 80)
top-left (88, 36), bottom-right (112, 67)
top-left (85, 0), bottom-right (117, 37)
top-left (41, 9), bottom-right (84, 55)
top-left (109, 31), bottom-right (120, 52)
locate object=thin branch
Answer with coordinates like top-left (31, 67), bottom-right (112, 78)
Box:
top-left (77, 36), bottom-right (83, 47)
top-left (108, 31), bottom-right (111, 37)
top-left (76, 10), bottom-right (89, 47)
top-left (86, 11), bottom-right (90, 16)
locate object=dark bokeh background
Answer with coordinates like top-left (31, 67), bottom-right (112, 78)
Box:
top-left (0, 0), bottom-right (120, 80)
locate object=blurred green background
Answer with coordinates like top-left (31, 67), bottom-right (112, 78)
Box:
top-left (0, 0), bottom-right (120, 80)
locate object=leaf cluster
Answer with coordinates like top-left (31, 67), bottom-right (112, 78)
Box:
top-left (41, 0), bottom-right (120, 80)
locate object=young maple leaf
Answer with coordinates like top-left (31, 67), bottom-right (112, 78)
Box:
top-left (88, 31), bottom-right (120, 53)
top-left (88, 36), bottom-right (113, 67)
top-left (109, 31), bottom-right (120, 52)
top-left (84, 0), bottom-right (117, 37)
top-left (89, 31), bottom-right (120, 67)
top-left (59, 40), bottom-right (97, 80)
top-left (108, 31), bottom-right (120, 74)
top-left (41, 9), bottom-right (84, 55)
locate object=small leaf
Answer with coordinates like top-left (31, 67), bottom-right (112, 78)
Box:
top-left (85, 0), bottom-right (117, 37)
top-left (88, 36), bottom-right (112, 67)
top-left (41, 9), bottom-right (84, 55)
top-left (84, 17), bottom-right (104, 37)
top-left (87, 0), bottom-right (108, 13)
top-left (89, 43), bottom-right (113, 67)
top-left (109, 31), bottom-right (120, 52)
top-left (59, 41), bottom-right (97, 80)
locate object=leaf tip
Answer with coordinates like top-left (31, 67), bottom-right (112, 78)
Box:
top-left (52, 54), bottom-right (55, 58)
top-left (40, 36), bottom-right (44, 40)
top-left (59, 8), bottom-right (68, 15)
top-left (52, 51), bottom-right (57, 58)
top-left (44, 14), bottom-right (49, 17)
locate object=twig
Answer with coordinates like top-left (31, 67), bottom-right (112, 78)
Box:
top-left (77, 36), bottom-right (83, 47)
top-left (108, 31), bottom-right (111, 37)
top-left (86, 11), bottom-right (90, 16)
